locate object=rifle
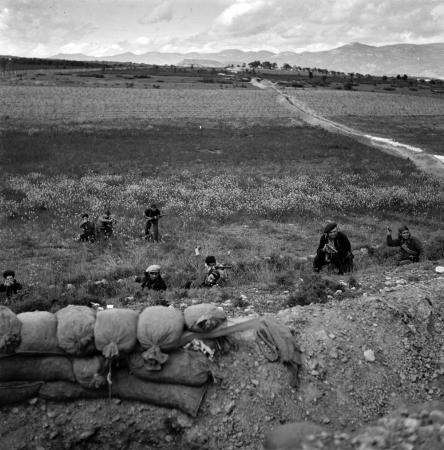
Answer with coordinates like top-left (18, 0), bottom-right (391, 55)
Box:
top-left (324, 243), bottom-right (337, 254)
top-left (145, 214), bottom-right (165, 222)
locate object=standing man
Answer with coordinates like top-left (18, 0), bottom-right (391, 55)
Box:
top-left (79, 213), bottom-right (96, 242)
top-left (144, 204), bottom-right (161, 242)
top-left (386, 225), bottom-right (422, 265)
top-left (313, 222), bottom-right (354, 275)
top-left (0, 270), bottom-right (22, 301)
top-left (96, 210), bottom-right (114, 240)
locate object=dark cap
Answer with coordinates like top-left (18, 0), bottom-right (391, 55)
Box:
top-left (3, 270), bottom-right (15, 278)
top-left (205, 255), bottom-right (216, 265)
top-left (323, 222), bottom-right (337, 233)
top-left (81, 213), bottom-right (89, 218)
top-left (398, 225), bottom-right (409, 233)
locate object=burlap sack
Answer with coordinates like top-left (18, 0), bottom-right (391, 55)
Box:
top-left (137, 306), bottom-right (184, 368)
top-left (184, 304), bottom-right (227, 332)
top-left (56, 305), bottom-right (96, 355)
top-left (72, 355), bottom-right (107, 389)
top-left (0, 355), bottom-right (75, 382)
top-left (129, 349), bottom-right (212, 386)
top-left (0, 381), bottom-right (43, 404)
top-left (0, 306), bottom-right (21, 353)
top-left (17, 311), bottom-right (61, 353)
top-left (94, 309), bottom-right (139, 359)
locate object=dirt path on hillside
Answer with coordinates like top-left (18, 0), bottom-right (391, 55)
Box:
top-left (252, 79), bottom-right (444, 180)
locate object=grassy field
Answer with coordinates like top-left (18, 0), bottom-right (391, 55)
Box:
top-left (0, 70), bottom-right (443, 311)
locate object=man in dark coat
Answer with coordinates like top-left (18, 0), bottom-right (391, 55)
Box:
top-left (200, 255), bottom-right (222, 288)
top-left (136, 265), bottom-right (167, 291)
top-left (386, 225), bottom-right (422, 265)
top-left (0, 270), bottom-right (22, 300)
top-left (79, 213), bottom-right (96, 242)
top-left (313, 223), bottom-right (354, 275)
top-left (144, 204), bottom-right (161, 242)
top-left (96, 210), bottom-right (114, 239)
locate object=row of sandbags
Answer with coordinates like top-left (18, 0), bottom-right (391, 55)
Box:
top-left (0, 303), bottom-right (227, 363)
top-left (0, 349), bottom-right (212, 416)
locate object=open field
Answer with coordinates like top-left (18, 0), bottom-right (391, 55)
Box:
top-left (1, 69), bottom-right (444, 450)
top-left (0, 85), bottom-right (290, 127)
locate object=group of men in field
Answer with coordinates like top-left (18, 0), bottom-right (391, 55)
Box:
top-left (0, 215), bottom-right (424, 301)
top-left (78, 204), bottom-right (162, 243)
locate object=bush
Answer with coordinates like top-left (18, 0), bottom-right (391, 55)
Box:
top-left (285, 274), bottom-right (342, 307)
top-left (425, 233), bottom-right (444, 260)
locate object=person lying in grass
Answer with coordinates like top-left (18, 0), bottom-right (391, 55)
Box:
top-left (313, 222), bottom-right (354, 275)
top-left (135, 265), bottom-right (167, 291)
top-left (386, 225), bottom-right (422, 265)
top-left (0, 270), bottom-right (22, 301)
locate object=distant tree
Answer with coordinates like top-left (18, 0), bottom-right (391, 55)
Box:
top-left (308, 70), bottom-right (313, 79)
top-left (282, 63), bottom-right (292, 70)
top-left (396, 74), bottom-right (401, 79)
top-left (248, 60), bottom-right (261, 69)
top-left (382, 75), bottom-right (387, 81)
top-left (262, 61), bottom-right (272, 69)
top-left (402, 74), bottom-right (408, 81)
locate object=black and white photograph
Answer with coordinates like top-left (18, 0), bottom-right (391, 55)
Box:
top-left (1, 1), bottom-right (444, 448)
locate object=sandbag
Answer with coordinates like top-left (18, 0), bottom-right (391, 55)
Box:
top-left (0, 381), bottom-right (43, 404)
top-left (129, 349), bottom-right (212, 386)
top-left (39, 381), bottom-right (104, 401)
top-left (56, 305), bottom-right (96, 355)
top-left (17, 311), bottom-right (61, 353)
top-left (94, 309), bottom-right (139, 359)
top-left (137, 306), bottom-right (184, 368)
top-left (184, 304), bottom-right (227, 332)
top-left (0, 355), bottom-right (75, 382)
top-left (39, 371), bottom-right (208, 417)
top-left (0, 306), bottom-right (21, 353)
top-left (72, 355), bottom-right (107, 389)
top-left (114, 370), bottom-right (207, 417)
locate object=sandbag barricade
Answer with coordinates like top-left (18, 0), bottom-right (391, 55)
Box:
top-left (39, 370), bottom-right (207, 417)
top-left (137, 306), bottom-right (185, 369)
top-left (184, 304), bottom-right (227, 332)
top-left (0, 306), bottom-right (21, 354)
top-left (0, 306), bottom-right (210, 416)
top-left (56, 305), bottom-right (96, 355)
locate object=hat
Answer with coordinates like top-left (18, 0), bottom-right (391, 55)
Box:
top-left (146, 265), bottom-right (161, 273)
top-left (3, 270), bottom-right (15, 278)
top-left (398, 226), bottom-right (409, 233)
top-left (323, 222), bottom-right (337, 233)
top-left (205, 255), bottom-right (216, 265)
top-left (81, 213), bottom-right (89, 218)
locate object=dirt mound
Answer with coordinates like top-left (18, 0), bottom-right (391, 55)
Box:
top-left (1, 264), bottom-right (443, 449)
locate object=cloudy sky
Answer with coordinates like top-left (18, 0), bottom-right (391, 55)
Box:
top-left (1, 0), bottom-right (443, 57)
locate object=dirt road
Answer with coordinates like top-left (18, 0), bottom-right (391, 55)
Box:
top-left (252, 78), bottom-right (444, 179)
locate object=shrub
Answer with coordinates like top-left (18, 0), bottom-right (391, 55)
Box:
top-left (424, 233), bottom-right (444, 260)
top-left (285, 274), bottom-right (342, 307)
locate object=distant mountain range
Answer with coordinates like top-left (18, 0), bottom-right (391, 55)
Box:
top-left (51, 42), bottom-right (444, 79)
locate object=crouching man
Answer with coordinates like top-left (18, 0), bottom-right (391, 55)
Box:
top-left (313, 222), bottom-right (354, 275)
top-left (0, 270), bottom-right (22, 302)
top-left (386, 225), bottom-right (422, 265)
top-left (135, 265), bottom-right (167, 291)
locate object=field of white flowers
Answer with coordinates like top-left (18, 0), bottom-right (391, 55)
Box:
top-left (1, 167), bottom-right (442, 240)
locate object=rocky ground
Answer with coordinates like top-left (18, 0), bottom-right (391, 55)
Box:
top-left (1, 261), bottom-right (444, 450)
